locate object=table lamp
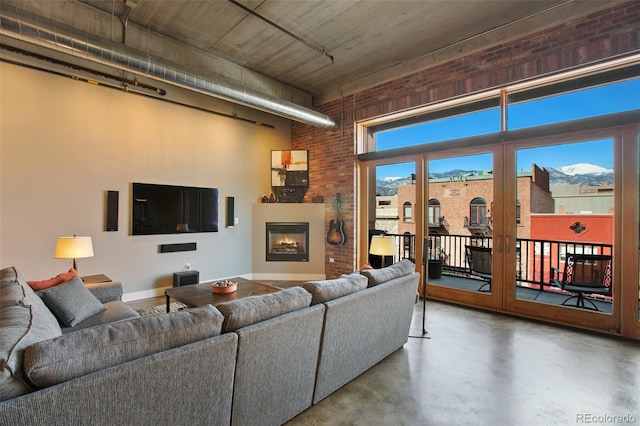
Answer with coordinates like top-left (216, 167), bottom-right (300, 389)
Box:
top-left (369, 235), bottom-right (395, 268)
top-left (54, 235), bottom-right (94, 273)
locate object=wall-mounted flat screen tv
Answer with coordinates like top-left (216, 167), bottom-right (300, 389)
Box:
top-left (132, 183), bottom-right (218, 235)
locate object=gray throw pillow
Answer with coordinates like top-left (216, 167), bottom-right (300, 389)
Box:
top-left (38, 276), bottom-right (105, 327)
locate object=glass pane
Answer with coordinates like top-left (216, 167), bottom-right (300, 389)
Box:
top-left (375, 108), bottom-right (500, 151)
top-left (428, 199), bottom-right (441, 226)
top-left (508, 78), bottom-right (640, 130)
top-left (426, 153), bottom-right (493, 293)
top-left (515, 139), bottom-right (613, 315)
top-left (369, 163), bottom-right (416, 268)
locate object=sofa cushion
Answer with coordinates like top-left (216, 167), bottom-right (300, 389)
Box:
top-left (85, 281), bottom-right (123, 303)
top-left (23, 304), bottom-right (224, 388)
top-left (0, 267), bottom-right (63, 402)
top-left (0, 265), bottom-right (19, 283)
top-left (217, 287), bottom-right (312, 332)
top-left (303, 274), bottom-right (368, 304)
top-left (26, 268), bottom-right (78, 291)
top-left (0, 278), bottom-right (25, 308)
top-left (360, 259), bottom-right (416, 287)
top-left (37, 276), bottom-right (105, 327)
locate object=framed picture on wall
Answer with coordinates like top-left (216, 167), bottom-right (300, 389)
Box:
top-left (271, 150), bottom-right (309, 187)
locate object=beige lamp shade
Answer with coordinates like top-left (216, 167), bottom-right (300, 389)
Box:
top-left (54, 236), bottom-right (94, 272)
top-left (369, 235), bottom-right (395, 256)
top-left (54, 236), bottom-right (94, 259)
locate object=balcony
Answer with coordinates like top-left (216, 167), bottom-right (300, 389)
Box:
top-left (382, 232), bottom-right (627, 314)
top-left (463, 216), bottom-right (492, 233)
top-left (428, 216), bottom-right (450, 233)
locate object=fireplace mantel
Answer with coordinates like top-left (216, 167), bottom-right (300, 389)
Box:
top-left (252, 203), bottom-right (325, 280)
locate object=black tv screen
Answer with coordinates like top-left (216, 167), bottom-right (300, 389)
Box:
top-left (132, 183), bottom-right (219, 235)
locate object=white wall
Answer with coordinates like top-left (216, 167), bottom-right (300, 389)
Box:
top-left (0, 62), bottom-right (292, 299)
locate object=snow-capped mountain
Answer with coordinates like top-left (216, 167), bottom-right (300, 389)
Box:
top-left (377, 176), bottom-right (415, 196)
top-left (376, 163), bottom-right (613, 195)
top-left (556, 163), bottom-right (612, 176)
top-left (547, 163), bottom-right (613, 186)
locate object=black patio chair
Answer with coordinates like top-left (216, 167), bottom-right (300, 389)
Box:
top-left (550, 253), bottom-right (612, 311)
top-left (465, 245), bottom-right (492, 292)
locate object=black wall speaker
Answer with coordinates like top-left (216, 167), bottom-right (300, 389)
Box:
top-left (226, 196), bottom-right (235, 228)
top-left (106, 190), bottom-right (119, 232)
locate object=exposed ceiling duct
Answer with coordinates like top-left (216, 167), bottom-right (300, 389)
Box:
top-left (0, 3), bottom-right (337, 129)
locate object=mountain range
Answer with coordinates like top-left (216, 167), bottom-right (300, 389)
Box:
top-left (376, 163), bottom-right (614, 196)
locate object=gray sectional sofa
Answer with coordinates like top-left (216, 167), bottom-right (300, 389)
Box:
top-left (0, 260), bottom-right (419, 425)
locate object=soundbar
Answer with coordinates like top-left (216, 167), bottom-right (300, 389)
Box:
top-left (159, 243), bottom-right (197, 253)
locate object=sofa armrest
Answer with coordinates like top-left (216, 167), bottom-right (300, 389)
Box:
top-left (86, 281), bottom-right (123, 303)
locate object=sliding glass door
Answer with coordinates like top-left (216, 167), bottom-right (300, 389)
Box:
top-left (359, 127), bottom-right (638, 337)
top-left (506, 136), bottom-right (618, 333)
top-left (424, 151), bottom-right (504, 310)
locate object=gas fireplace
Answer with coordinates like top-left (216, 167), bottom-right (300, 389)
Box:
top-left (266, 222), bottom-right (309, 262)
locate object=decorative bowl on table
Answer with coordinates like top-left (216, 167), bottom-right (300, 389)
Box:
top-left (211, 280), bottom-right (238, 293)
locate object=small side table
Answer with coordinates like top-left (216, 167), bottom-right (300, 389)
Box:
top-left (82, 274), bottom-right (112, 284)
top-left (173, 270), bottom-right (199, 287)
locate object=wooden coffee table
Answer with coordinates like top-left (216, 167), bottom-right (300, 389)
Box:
top-left (164, 277), bottom-right (280, 312)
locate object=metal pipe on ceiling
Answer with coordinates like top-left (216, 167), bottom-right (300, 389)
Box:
top-left (0, 3), bottom-right (337, 129)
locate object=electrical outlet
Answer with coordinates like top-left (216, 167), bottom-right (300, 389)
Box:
top-left (328, 258), bottom-right (335, 263)
top-left (185, 263), bottom-right (191, 271)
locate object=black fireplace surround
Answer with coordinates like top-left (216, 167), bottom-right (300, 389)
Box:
top-left (266, 222), bottom-right (309, 262)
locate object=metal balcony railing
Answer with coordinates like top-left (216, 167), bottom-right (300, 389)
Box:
top-left (380, 232), bottom-right (614, 297)
top-left (464, 216), bottom-right (492, 228)
top-left (428, 216), bottom-right (450, 233)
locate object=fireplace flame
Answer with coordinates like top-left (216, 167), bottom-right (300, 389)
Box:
top-left (278, 235), bottom-right (296, 245)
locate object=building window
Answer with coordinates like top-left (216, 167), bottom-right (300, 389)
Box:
top-left (470, 197), bottom-right (488, 226)
top-left (428, 199), bottom-right (441, 225)
top-left (403, 202), bottom-right (412, 222)
top-left (516, 200), bottom-right (521, 225)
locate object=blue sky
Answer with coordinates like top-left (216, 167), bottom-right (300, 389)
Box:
top-left (375, 78), bottom-right (638, 179)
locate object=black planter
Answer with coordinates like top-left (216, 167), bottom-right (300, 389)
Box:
top-left (428, 259), bottom-right (443, 279)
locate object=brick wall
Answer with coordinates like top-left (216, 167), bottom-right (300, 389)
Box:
top-left (292, 2), bottom-right (639, 277)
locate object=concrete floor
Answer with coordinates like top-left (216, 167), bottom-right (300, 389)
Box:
top-left (286, 301), bottom-right (640, 426)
